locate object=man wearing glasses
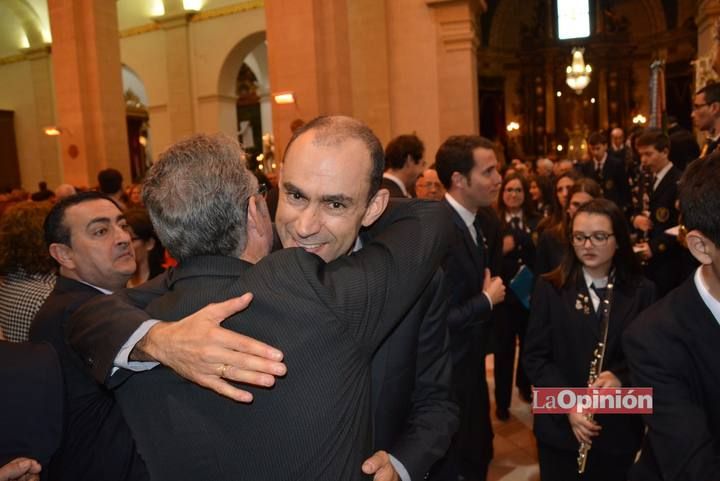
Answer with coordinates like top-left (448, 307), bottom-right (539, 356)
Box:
top-left (691, 82), bottom-right (720, 157)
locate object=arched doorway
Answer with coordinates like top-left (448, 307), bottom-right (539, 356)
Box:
top-left (122, 64), bottom-right (150, 182)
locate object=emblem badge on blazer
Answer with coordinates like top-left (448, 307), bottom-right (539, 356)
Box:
top-left (575, 293), bottom-right (591, 315)
top-left (655, 207), bottom-right (670, 223)
top-left (605, 179), bottom-right (614, 191)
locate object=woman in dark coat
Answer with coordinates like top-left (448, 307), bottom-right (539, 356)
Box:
top-left (493, 173), bottom-right (540, 419)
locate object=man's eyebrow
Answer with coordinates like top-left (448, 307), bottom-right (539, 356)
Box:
top-left (320, 194), bottom-right (354, 205)
top-left (282, 181), bottom-right (305, 196)
top-left (86, 217), bottom-right (111, 229)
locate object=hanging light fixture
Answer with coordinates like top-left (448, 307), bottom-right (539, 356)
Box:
top-left (565, 48), bottom-right (592, 94)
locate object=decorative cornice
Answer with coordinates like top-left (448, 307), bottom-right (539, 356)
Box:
top-left (191, 0), bottom-right (264, 22)
top-left (0, 54), bottom-right (26, 66)
top-left (119, 1), bottom-right (264, 38)
top-left (119, 23), bottom-right (161, 38)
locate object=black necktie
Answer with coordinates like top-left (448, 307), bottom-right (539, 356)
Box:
top-left (590, 283), bottom-right (608, 319)
top-left (510, 216), bottom-right (521, 231)
top-left (473, 215), bottom-right (488, 264)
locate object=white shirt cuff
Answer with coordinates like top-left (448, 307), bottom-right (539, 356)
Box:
top-left (389, 453), bottom-right (411, 481)
top-left (111, 319), bottom-right (161, 375)
top-left (482, 291), bottom-right (494, 310)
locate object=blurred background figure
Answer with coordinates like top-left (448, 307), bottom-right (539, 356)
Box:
top-left (536, 177), bottom-right (601, 276)
top-left (528, 174), bottom-right (554, 218)
top-left (382, 134), bottom-right (426, 198)
top-left (124, 208), bottom-right (165, 288)
top-left (126, 184), bottom-right (143, 209)
top-left (30, 182), bottom-right (54, 203)
top-left (0, 202), bottom-right (56, 342)
top-left (415, 166), bottom-right (445, 200)
top-left (97, 168), bottom-right (126, 208)
top-left (54, 184), bottom-right (77, 201)
top-left (535, 158), bottom-right (554, 178)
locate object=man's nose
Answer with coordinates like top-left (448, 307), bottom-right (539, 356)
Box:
top-left (295, 206), bottom-right (321, 238)
top-left (115, 225), bottom-right (131, 245)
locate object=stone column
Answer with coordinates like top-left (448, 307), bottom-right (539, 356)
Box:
top-left (426, 0), bottom-right (482, 140)
top-left (22, 45), bottom-right (61, 188)
top-left (48, 0), bottom-right (129, 187)
top-left (153, 12), bottom-right (197, 141)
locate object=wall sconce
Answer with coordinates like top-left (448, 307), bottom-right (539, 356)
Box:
top-left (566, 48), bottom-right (592, 94)
top-left (273, 92), bottom-right (296, 105)
top-left (632, 114), bottom-right (647, 125)
top-left (506, 121), bottom-right (520, 132)
top-left (557, 144), bottom-right (564, 152)
top-left (43, 126), bottom-right (68, 136)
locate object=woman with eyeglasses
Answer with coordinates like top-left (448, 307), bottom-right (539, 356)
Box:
top-left (493, 173), bottom-right (540, 419)
top-left (523, 198), bottom-right (655, 481)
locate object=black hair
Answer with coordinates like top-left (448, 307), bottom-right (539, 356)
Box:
top-left (385, 134), bottom-right (425, 170)
top-left (435, 135), bottom-right (495, 189)
top-left (44, 191), bottom-right (120, 247)
top-left (97, 168), bottom-right (124, 194)
top-left (679, 152), bottom-right (720, 246)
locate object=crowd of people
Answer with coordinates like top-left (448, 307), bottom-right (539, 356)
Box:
top-left (1, 82), bottom-right (719, 481)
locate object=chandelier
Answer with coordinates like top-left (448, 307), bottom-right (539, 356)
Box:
top-left (566, 48), bottom-right (592, 94)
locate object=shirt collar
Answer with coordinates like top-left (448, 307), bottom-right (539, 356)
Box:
top-left (445, 192), bottom-right (476, 230)
top-left (694, 267), bottom-right (720, 326)
top-left (654, 161), bottom-right (674, 186)
top-left (505, 211), bottom-right (523, 223)
top-left (582, 267), bottom-right (608, 289)
top-left (77, 279), bottom-right (113, 295)
top-left (382, 173), bottom-right (409, 197)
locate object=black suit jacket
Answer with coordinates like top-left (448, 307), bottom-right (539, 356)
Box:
top-left (578, 153), bottom-right (630, 210)
top-left (71, 201), bottom-right (449, 481)
top-left (0, 341), bottom-right (63, 473)
top-left (29, 277), bottom-right (147, 481)
top-left (523, 274), bottom-right (655, 454)
top-left (381, 177), bottom-right (408, 198)
top-left (624, 275), bottom-right (720, 481)
top-left (644, 165), bottom-right (682, 295)
top-left (370, 270), bottom-right (458, 480)
top-left (439, 199), bottom-right (494, 468)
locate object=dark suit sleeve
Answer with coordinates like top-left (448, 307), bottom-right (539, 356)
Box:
top-left (523, 279), bottom-right (571, 387)
top-left (608, 281), bottom-right (657, 388)
top-left (67, 273), bottom-right (169, 384)
top-left (624, 316), bottom-right (720, 481)
top-left (309, 199), bottom-right (450, 351)
top-left (389, 272), bottom-right (459, 480)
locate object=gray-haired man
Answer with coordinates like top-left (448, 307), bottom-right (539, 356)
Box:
top-left (68, 120), bottom-right (451, 480)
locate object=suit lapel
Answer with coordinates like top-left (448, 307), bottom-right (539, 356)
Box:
top-left (444, 200), bottom-right (485, 272)
top-left (652, 167), bottom-right (679, 199)
top-left (571, 276), bottom-right (600, 339)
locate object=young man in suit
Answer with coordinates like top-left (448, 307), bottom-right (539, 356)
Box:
top-left (633, 128), bottom-right (683, 296)
top-left (624, 151), bottom-right (720, 481)
top-left (579, 131), bottom-right (630, 211)
top-left (382, 134), bottom-right (426, 198)
top-left (68, 120), bottom-right (455, 480)
top-left (431, 135), bottom-right (506, 481)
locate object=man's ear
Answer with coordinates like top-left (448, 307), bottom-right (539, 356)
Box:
top-left (451, 171), bottom-right (466, 189)
top-left (49, 243), bottom-right (75, 270)
top-left (145, 237), bottom-right (156, 252)
top-left (686, 229), bottom-right (715, 265)
top-left (361, 188), bottom-right (390, 227)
